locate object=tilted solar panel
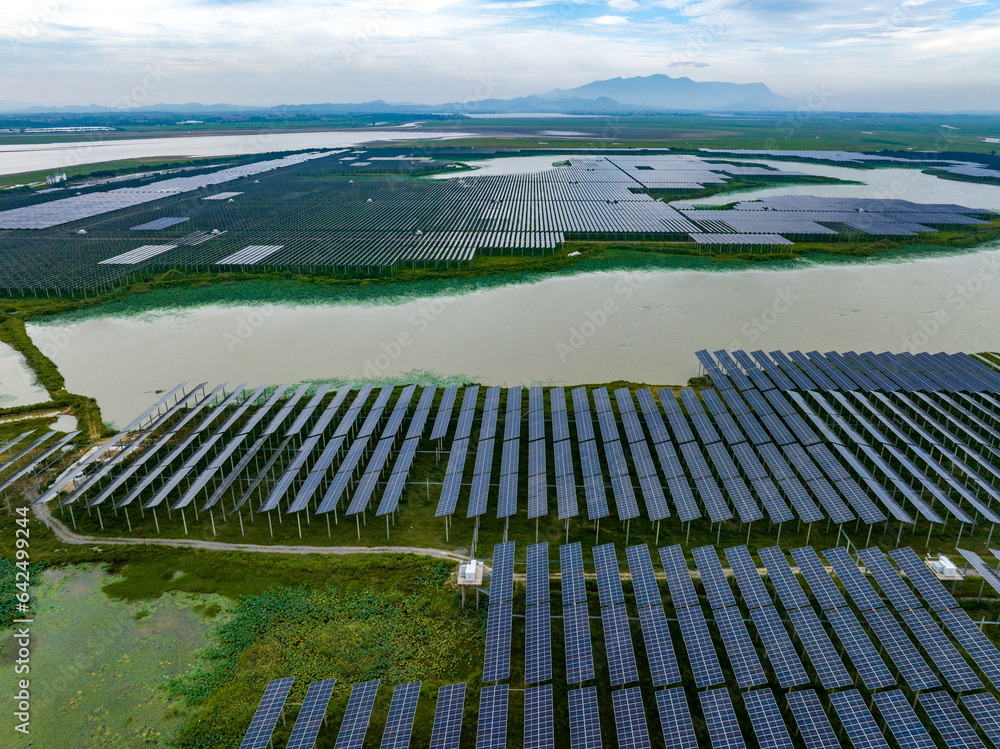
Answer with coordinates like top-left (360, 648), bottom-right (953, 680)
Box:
top-left (824, 606), bottom-right (896, 690)
top-left (476, 685), bottom-right (508, 749)
top-left (613, 688), bottom-right (651, 749)
top-left (568, 687), bottom-right (601, 749)
top-left (239, 677), bottom-right (294, 749)
top-left (334, 680), bottom-right (380, 749)
top-left (786, 690), bottom-right (841, 749)
top-left (429, 683), bottom-right (466, 749)
top-left (714, 606), bottom-right (768, 688)
top-left (742, 689), bottom-right (795, 749)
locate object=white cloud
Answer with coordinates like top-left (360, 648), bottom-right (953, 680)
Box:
top-left (607, 0), bottom-right (639, 9)
top-left (588, 14), bottom-right (630, 24)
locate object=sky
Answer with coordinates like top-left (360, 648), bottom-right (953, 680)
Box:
top-left (1, 0), bottom-right (999, 111)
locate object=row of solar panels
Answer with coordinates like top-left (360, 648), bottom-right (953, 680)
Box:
top-left (480, 540), bottom-right (1000, 702)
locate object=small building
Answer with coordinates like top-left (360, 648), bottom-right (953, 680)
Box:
top-left (46, 172), bottom-right (67, 185)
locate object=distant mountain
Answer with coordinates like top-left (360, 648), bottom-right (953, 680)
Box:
top-left (1, 75), bottom-right (800, 115)
top-left (545, 74), bottom-right (798, 111)
top-left (0, 100), bottom-right (35, 112)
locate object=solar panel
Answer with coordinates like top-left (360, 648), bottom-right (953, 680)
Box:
top-left (750, 606), bottom-right (809, 688)
top-left (857, 548), bottom-right (922, 611)
top-left (613, 688), bottom-right (651, 749)
top-left (824, 607), bottom-right (896, 690)
top-left (758, 546), bottom-right (810, 611)
top-left (724, 476), bottom-right (766, 523)
top-left (655, 688), bottom-right (697, 749)
top-left (429, 386), bottom-right (458, 440)
top-left (559, 542), bottom-right (587, 605)
top-left (563, 602), bottom-right (595, 684)
top-left (528, 472), bottom-right (547, 519)
top-left (568, 687), bottom-right (602, 749)
top-left (239, 677), bottom-right (294, 749)
top-left (524, 684), bottom-right (554, 749)
top-left (786, 690), bottom-right (841, 749)
top-left (525, 602), bottom-right (552, 685)
top-left (476, 685), bottom-right (508, 749)
top-left (824, 546), bottom-right (886, 611)
top-left (497, 470), bottom-right (518, 518)
top-left (555, 471), bottom-right (578, 520)
top-left (787, 607), bottom-right (854, 688)
top-left (713, 606), bottom-right (768, 688)
top-left (504, 387), bottom-right (522, 441)
top-left (919, 691), bottom-right (987, 749)
top-left (659, 545), bottom-right (699, 610)
top-left (380, 682), bottom-right (421, 749)
top-left (889, 547), bottom-right (958, 611)
top-left (334, 680), bottom-right (380, 749)
top-left (937, 608), bottom-right (1000, 691)
top-left (898, 609), bottom-right (983, 693)
top-left (725, 546), bottom-right (773, 609)
top-left (527, 542), bottom-right (550, 606)
top-left (960, 693), bottom-right (1000, 749)
top-left (955, 549), bottom-right (1000, 596)
top-left (692, 545), bottom-right (737, 610)
top-left (602, 604), bottom-right (639, 685)
top-left (286, 678), bottom-right (337, 749)
top-left (466, 471), bottom-right (491, 519)
top-left (483, 600), bottom-right (512, 683)
top-left (872, 690), bottom-right (938, 749)
top-left (829, 691), bottom-right (891, 749)
top-left (429, 683), bottom-right (466, 749)
top-left (676, 606), bottom-right (726, 687)
top-left (700, 688), bottom-right (747, 749)
top-left (693, 476), bottom-right (731, 523)
top-left (594, 544), bottom-right (626, 606)
top-left (626, 544), bottom-right (662, 609)
top-left (582, 472), bottom-right (609, 520)
top-left (742, 689), bottom-right (794, 749)
top-left (637, 604), bottom-right (681, 686)
top-left (863, 607), bottom-right (941, 692)
top-left (790, 546), bottom-right (848, 611)
top-left (489, 542), bottom-right (515, 602)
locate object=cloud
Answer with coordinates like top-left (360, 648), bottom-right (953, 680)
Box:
top-left (669, 60), bottom-right (710, 67)
top-left (588, 14), bottom-right (630, 25)
top-left (607, 0), bottom-right (639, 9)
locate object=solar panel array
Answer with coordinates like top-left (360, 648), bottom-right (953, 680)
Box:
top-left (525, 543), bottom-right (552, 685)
top-left (484, 542), bottom-right (515, 683)
top-left (334, 680), bottom-right (380, 749)
top-left (286, 678), bottom-right (336, 749)
top-left (429, 684), bottom-right (466, 749)
top-left (239, 677), bottom-right (294, 749)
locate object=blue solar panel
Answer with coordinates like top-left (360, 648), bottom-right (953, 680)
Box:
top-left (593, 543), bottom-right (625, 606)
top-left (637, 604), bottom-right (681, 686)
top-left (637, 388), bottom-right (671, 445)
top-left (937, 608), bottom-right (1000, 691)
top-left (659, 545), bottom-right (699, 610)
top-left (700, 688), bottom-right (747, 749)
top-left (483, 600), bottom-right (512, 683)
top-left (829, 690), bottom-right (891, 749)
top-left (961, 693), bottom-right (1000, 749)
top-left (524, 684), bottom-right (553, 749)
top-left (656, 688), bottom-right (697, 749)
top-left (555, 471), bottom-right (578, 520)
top-left (714, 606), bottom-right (768, 688)
top-left (742, 689), bottom-right (794, 749)
top-left (676, 606), bottom-right (725, 688)
top-left (725, 546), bottom-right (772, 609)
top-left (863, 607), bottom-right (941, 692)
top-left (429, 386), bottom-right (459, 441)
top-left (466, 471), bottom-right (491, 519)
top-left (568, 687), bottom-right (601, 749)
top-left (497, 471), bottom-right (518, 518)
top-left (489, 542), bottom-right (515, 602)
top-left (612, 688), bottom-right (651, 749)
top-left (527, 472), bottom-right (547, 519)
top-left (692, 546), bottom-right (737, 610)
top-left (335, 680), bottom-right (380, 749)
top-left (824, 607), bottom-right (897, 690)
top-left (572, 388), bottom-right (595, 443)
top-left (563, 602), bottom-right (595, 684)
top-left (790, 546), bottom-right (848, 610)
top-left (503, 386), bottom-right (522, 442)
top-left (898, 609), bottom-right (983, 693)
top-left (429, 684), bottom-right (465, 749)
top-left (525, 602), bottom-right (552, 685)
top-left (857, 548), bottom-right (923, 612)
top-left (286, 679), bottom-right (337, 749)
top-left (380, 682), bottom-right (421, 749)
top-left (626, 544), bottom-right (662, 609)
top-left (693, 476), bottom-right (731, 523)
top-left (787, 607), bottom-right (853, 688)
top-left (750, 606), bottom-right (808, 687)
top-left (527, 542), bottom-right (550, 606)
top-left (758, 546), bottom-right (810, 610)
top-left (918, 691), bottom-right (986, 749)
top-left (240, 677), bottom-right (294, 749)
top-left (582, 472), bottom-right (609, 520)
top-left (602, 604), bottom-right (639, 685)
top-left (722, 475), bottom-right (765, 523)
top-left (824, 546), bottom-right (885, 611)
top-left (560, 542), bottom-right (587, 605)
top-left (786, 690), bottom-right (841, 749)
top-left (578, 438), bottom-right (601, 478)
top-left (476, 685), bottom-right (508, 749)
top-left (871, 690), bottom-right (937, 749)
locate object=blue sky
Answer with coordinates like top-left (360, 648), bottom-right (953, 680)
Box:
top-left (2, 0), bottom-right (998, 111)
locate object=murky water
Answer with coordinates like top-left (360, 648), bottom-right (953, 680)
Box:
top-left (29, 247), bottom-right (1000, 425)
top-left (0, 341), bottom-right (49, 408)
top-left (0, 130), bottom-right (471, 176)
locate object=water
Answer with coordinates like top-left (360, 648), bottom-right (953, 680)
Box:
top-left (0, 130), bottom-right (471, 176)
top-left (29, 249), bottom-right (1000, 425)
top-left (428, 155), bottom-right (571, 179)
top-left (0, 341), bottom-right (49, 408)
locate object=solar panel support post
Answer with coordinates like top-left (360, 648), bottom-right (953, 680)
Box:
top-left (986, 523), bottom-right (995, 548)
top-left (326, 514), bottom-right (331, 539)
top-left (595, 518), bottom-right (600, 546)
top-left (124, 507), bottom-right (131, 533)
top-left (746, 521), bottom-right (751, 546)
top-left (357, 514), bottom-right (361, 540)
top-left (386, 514), bottom-right (390, 540)
top-left (96, 505), bottom-right (103, 531)
top-left (298, 513), bottom-right (302, 539)
top-left (181, 508), bottom-right (187, 536)
top-left (956, 522), bottom-right (965, 550)
top-left (69, 505), bottom-right (76, 530)
top-left (210, 510), bottom-right (216, 536)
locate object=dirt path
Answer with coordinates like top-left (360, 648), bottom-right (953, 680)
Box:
top-left (32, 500), bottom-right (466, 562)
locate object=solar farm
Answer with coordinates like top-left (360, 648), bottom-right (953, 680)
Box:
top-left (0, 149), bottom-right (993, 296)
